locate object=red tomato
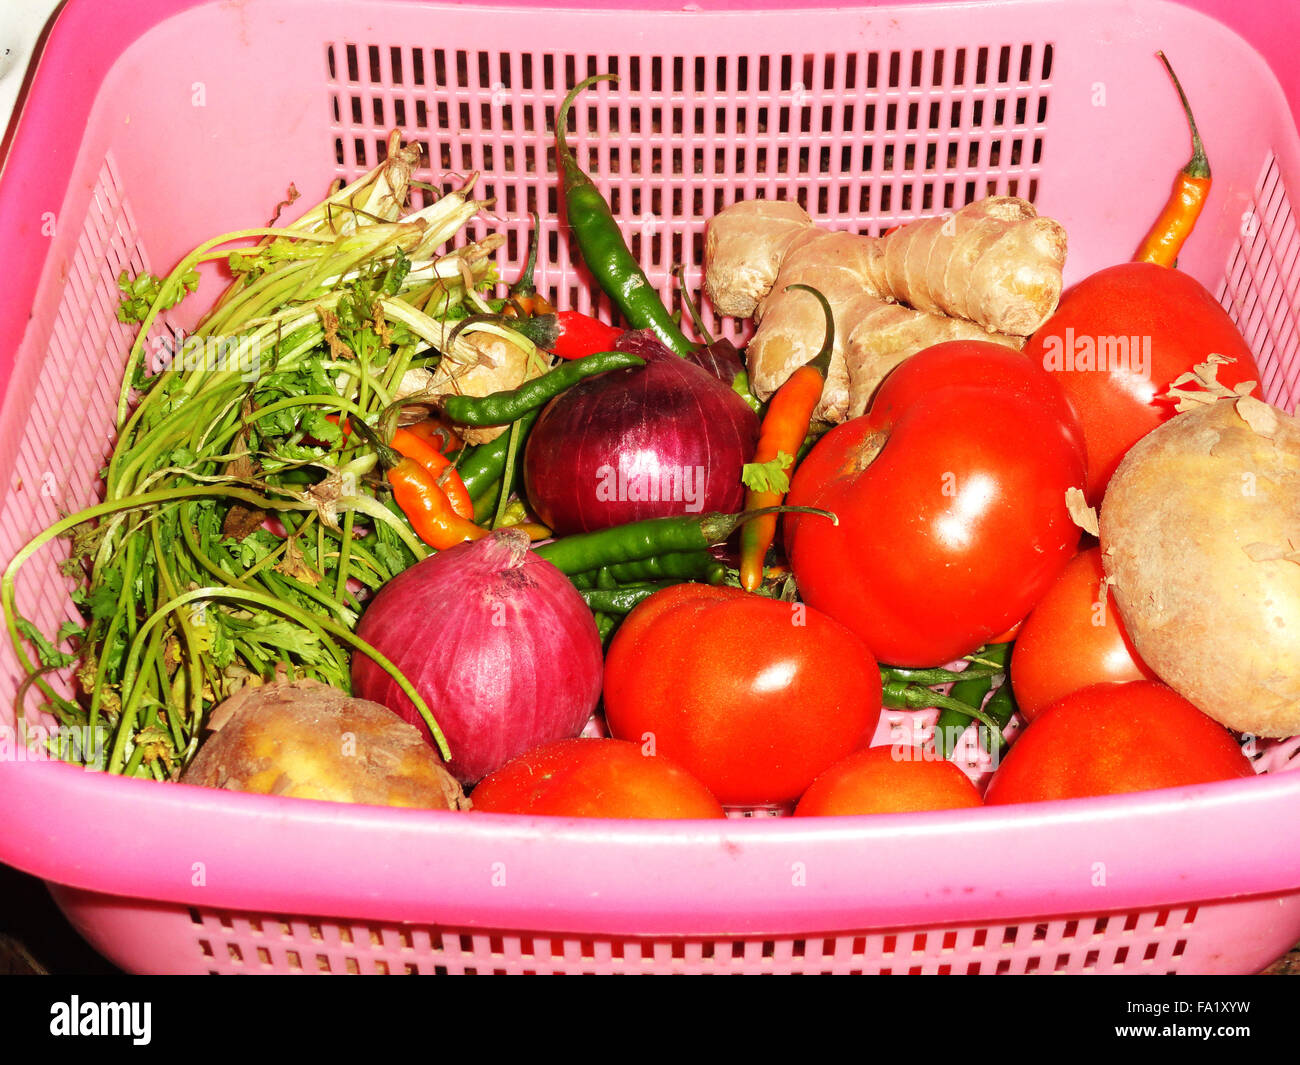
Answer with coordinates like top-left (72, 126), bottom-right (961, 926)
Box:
top-left (1011, 546), bottom-right (1155, 720)
top-left (786, 341), bottom-right (1086, 668)
top-left (794, 745), bottom-right (983, 816)
top-left (603, 584), bottom-right (882, 806)
top-left (984, 681), bottom-right (1256, 805)
top-left (1024, 263), bottom-right (1261, 505)
top-left (988, 619), bottom-right (1023, 644)
top-left (470, 738), bottom-right (725, 819)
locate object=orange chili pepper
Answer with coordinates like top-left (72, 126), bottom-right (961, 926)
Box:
top-left (387, 458), bottom-right (487, 549)
top-left (404, 415), bottom-right (463, 456)
top-left (1134, 52), bottom-right (1211, 268)
top-left (327, 413), bottom-right (474, 521)
top-left (502, 210), bottom-right (556, 318)
top-left (508, 521), bottom-right (553, 542)
top-left (347, 418), bottom-right (486, 550)
top-left (738, 285), bottom-right (834, 593)
top-left (389, 428), bottom-right (475, 521)
top-left (504, 292), bottom-right (556, 317)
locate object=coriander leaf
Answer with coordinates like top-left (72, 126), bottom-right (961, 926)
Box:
top-left (381, 248), bottom-right (412, 296)
top-left (87, 569), bottom-right (125, 621)
top-left (299, 407), bottom-right (343, 448)
top-left (223, 527), bottom-right (280, 569)
top-left (208, 614), bottom-right (235, 670)
top-left (15, 619), bottom-right (78, 668)
top-left (115, 268), bottom-right (199, 324)
top-left (167, 445), bottom-right (198, 468)
top-left (245, 617), bottom-right (323, 659)
top-left (741, 451), bottom-right (795, 494)
top-left (265, 441), bottom-right (331, 466)
top-left (372, 538), bottom-right (410, 577)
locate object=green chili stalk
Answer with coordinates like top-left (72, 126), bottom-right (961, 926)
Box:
top-left (492, 417), bottom-right (526, 530)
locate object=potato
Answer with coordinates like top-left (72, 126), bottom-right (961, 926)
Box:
top-left (181, 678), bottom-right (470, 809)
top-left (1100, 393), bottom-right (1300, 738)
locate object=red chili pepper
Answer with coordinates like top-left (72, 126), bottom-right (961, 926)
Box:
top-left (500, 213), bottom-right (623, 357)
top-left (544, 310), bottom-right (625, 360)
top-left (505, 293), bottom-right (556, 317)
top-left (503, 309), bottom-right (625, 360)
top-left (386, 458), bottom-right (487, 550)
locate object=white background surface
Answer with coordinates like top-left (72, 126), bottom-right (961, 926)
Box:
top-left (1, 1), bottom-right (65, 140)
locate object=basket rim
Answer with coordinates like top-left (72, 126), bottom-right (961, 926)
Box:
top-left (3, 757), bottom-right (1298, 935)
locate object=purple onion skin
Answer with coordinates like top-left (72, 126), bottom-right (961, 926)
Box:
top-left (613, 329), bottom-right (675, 363)
top-left (617, 329), bottom-right (744, 384)
top-left (352, 529), bottom-right (603, 786)
top-left (688, 339), bottom-right (747, 385)
top-left (523, 332), bottom-right (759, 535)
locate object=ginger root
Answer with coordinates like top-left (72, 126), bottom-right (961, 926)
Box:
top-left (398, 330), bottom-right (539, 445)
top-left (867, 197), bottom-right (1067, 335)
top-left (704, 196), bottom-right (1067, 421)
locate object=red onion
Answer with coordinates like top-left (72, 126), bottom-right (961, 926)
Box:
top-left (523, 331), bottom-right (759, 535)
top-left (686, 337), bottom-right (747, 385)
top-left (352, 529), bottom-right (603, 785)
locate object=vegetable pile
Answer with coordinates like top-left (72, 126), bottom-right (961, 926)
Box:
top-left (4, 54), bottom-right (1294, 821)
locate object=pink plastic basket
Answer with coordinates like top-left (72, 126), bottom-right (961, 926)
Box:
top-left (3, 0), bottom-right (1300, 976)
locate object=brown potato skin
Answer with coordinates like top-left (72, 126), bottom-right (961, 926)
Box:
top-left (181, 679), bottom-right (470, 810)
top-left (1100, 396), bottom-right (1300, 738)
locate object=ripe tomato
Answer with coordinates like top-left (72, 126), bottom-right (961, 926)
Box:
top-left (1011, 547), bottom-right (1155, 720)
top-left (602, 584), bottom-right (882, 806)
top-left (984, 681), bottom-right (1256, 805)
top-left (470, 738), bottom-right (725, 819)
top-left (1024, 263), bottom-right (1261, 505)
top-left (786, 341), bottom-right (1086, 668)
top-left (988, 619), bottom-right (1023, 643)
top-left (793, 745), bottom-right (983, 816)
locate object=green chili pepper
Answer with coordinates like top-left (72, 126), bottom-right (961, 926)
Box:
top-left (931, 643), bottom-right (1013, 758)
top-left (456, 408), bottom-right (541, 499)
top-left (580, 583), bottom-right (674, 614)
top-left (977, 679), bottom-right (1019, 759)
top-left (594, 611), bottom-right (618, 644)
top-left (534, 505), bottom-right (832, 575)
top-left (879, 678), bottom-right (1003, 736)
top-left (442, 350), bottom-right (644, 427)
top-left (556, 74), bottom-right (694, 357)
top-left (579, 549), bottom-right (724, 585)
top-left (882, 663), bottom-right (1005, 688)
top-left (732, 369), bottom-right (762, 416)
